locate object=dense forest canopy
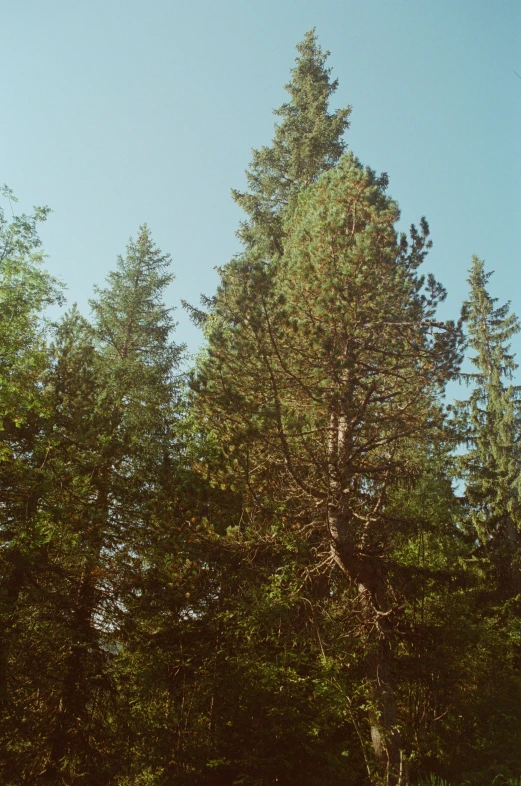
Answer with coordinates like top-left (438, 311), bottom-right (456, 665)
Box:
top-left (1, 30), bottom-right (521, 786)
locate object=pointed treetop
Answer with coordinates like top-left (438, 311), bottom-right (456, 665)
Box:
top-left (463, 255), bottom-right (520, 382)
top-left (232, 29), bottom-right (351, 255)
top-left (456, 256), bottom-right (521, 545)
top-left (90, 225), bottom-right (182, 369)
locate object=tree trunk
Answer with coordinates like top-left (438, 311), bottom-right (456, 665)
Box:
top-left (40, 565), bottom-right (96, 781)
top-left (0, 549), bottom-right (24, 709)
top-left (0, 549), bottom-right (26, 785)
top-left (502, 518), bottom-right (521, 596)
top-left (329, 506), bottom-right (402, 785)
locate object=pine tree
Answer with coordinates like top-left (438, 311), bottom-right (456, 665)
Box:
top-left (192, 147), bottom-right (463, 782)
top-left (456, 256), bottom-right (521, 594)
top-left (190, 32), bottom-right (465, 783)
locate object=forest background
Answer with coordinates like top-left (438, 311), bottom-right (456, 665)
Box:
top-left (1, 2), bottom-right (521, 786)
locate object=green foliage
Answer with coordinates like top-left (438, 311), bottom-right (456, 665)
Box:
top-left (0, 187), bottom-right (63, 780)
top-left (2, 29), bottom-right (521, 786)
top-left (0, 185), bottom-right (61, 428)
top-left (456, 257), bottom-right (521, 548)
top-left (232, 28), bottom-right (351, 255)
top-left (193, 142), bottom-right (463, 782)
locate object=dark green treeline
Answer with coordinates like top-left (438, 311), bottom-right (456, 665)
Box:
top-left (1, 31), bottom-right (521, 786)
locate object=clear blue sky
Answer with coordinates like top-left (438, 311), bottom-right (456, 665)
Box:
top-left (1, 1), bottom-right (520, 369)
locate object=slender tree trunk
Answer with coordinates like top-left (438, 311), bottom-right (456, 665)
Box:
top-left (326, 400), bottom-right (402, 784)
top-left (0, 550), bottom-right (24, 709)
top-left (328, 505), bottom-right (402, 786)
top-left (0, 548), bottom-right (26, 786)
top-left (40, 564), bottom-right (97, 782)
top-left (40, 475), bottom-right (109, 782)
top-left (502, 518), bottom-right (521, 596)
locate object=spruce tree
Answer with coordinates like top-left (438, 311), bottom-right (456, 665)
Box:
top-left (456, 256), bottom-right (521, 593)
top-left (35, 309), bottom-right (116, 784)
top-left (35, 227), bottom-right (184, 783)
top-left (232, 28), bottom-right (351, 256)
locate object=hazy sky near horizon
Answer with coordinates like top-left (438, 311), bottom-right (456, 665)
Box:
top-left (1, 1), bottom-right (520, 365)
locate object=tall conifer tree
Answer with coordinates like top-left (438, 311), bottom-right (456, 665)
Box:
top-left (232, 28), bottom-right (351, 256)
top-left (190, 33), bottom-right (463, 784)
top-left (457, 256), bottom-right (521, 593)
top-left (36, 227), bottom-right (184, 783)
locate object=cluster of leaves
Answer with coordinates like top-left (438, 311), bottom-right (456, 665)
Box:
top-left (1, 29), bottom-right (521, 786)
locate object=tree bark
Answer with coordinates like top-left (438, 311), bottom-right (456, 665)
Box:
top-left (328, 505), bottom-right (402, 785)
top-left (40, 564), bottom-right (97, 782)
top-left (498, 518), bottom-right (521, 597)
top-left (0, 549), bottom-right (24, 710)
